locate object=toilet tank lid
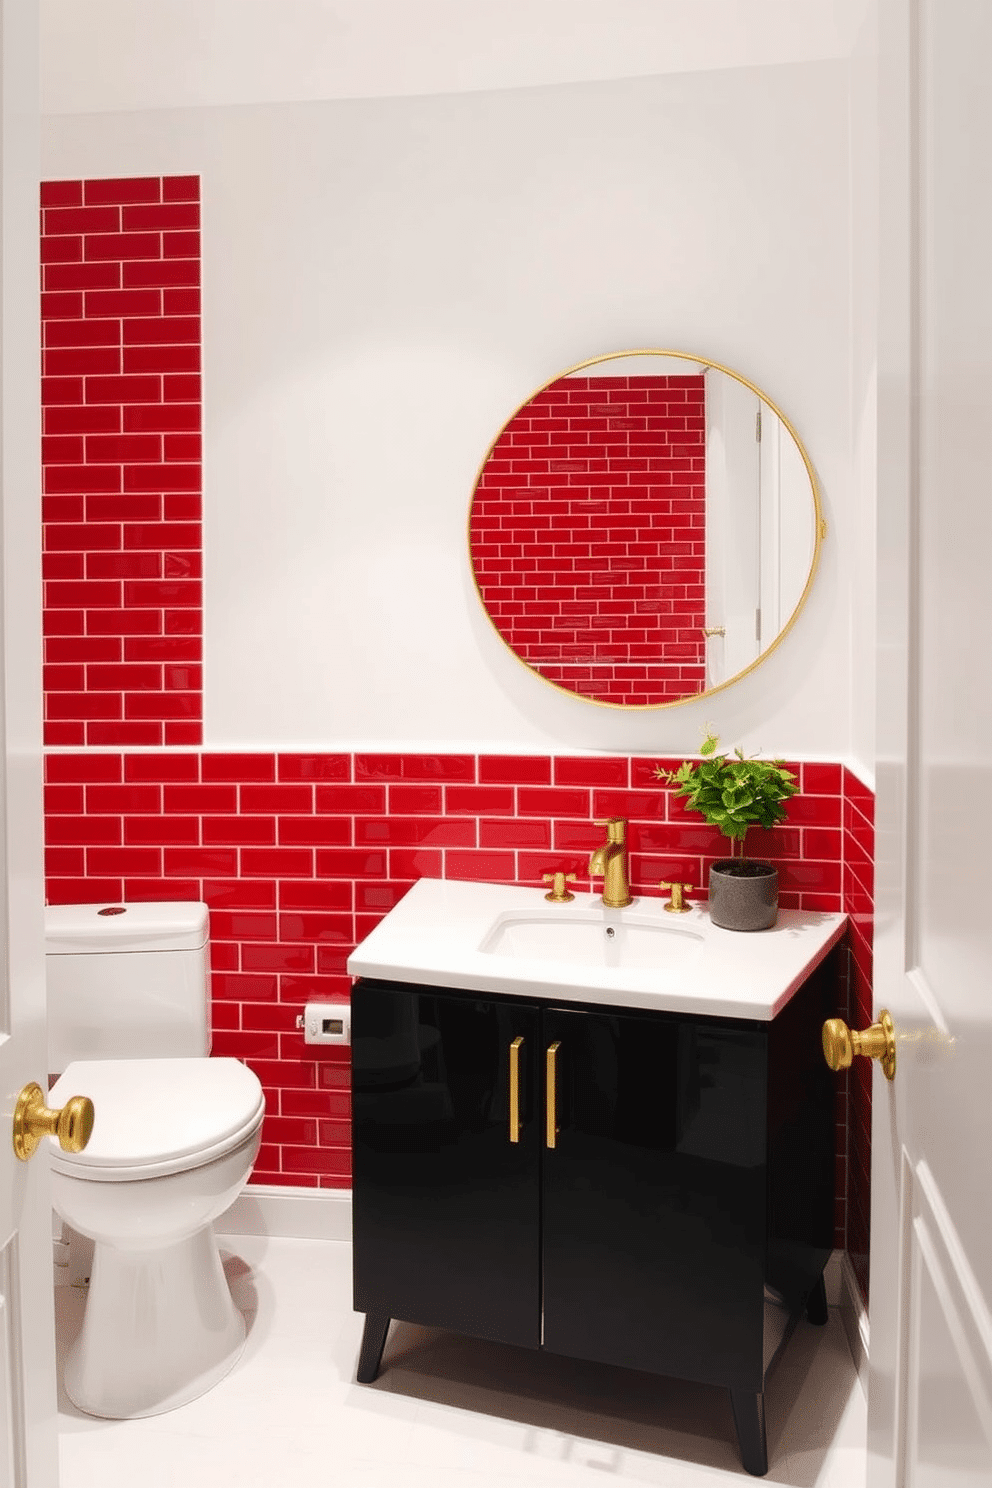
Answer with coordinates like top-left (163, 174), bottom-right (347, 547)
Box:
top-left (45, 901), bottom-right (209, 954)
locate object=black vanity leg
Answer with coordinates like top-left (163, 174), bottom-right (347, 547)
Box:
top-left (356, 1311), bottom-right (391, 1383)
top-left (805, 1272), bottom-right (829, 1326)
top-left (730, 1388), bottom-right (768, 1477)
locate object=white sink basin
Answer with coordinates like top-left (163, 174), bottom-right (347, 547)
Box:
top-left (480, 911), bottom-right (704, 970)
top-left (347, 878), bottom-right (849, 1021)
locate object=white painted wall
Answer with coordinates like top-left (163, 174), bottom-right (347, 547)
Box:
top-left (41, 17), bottom-right (869, 763)
top-left (41, 0), bottom-right (871, 112)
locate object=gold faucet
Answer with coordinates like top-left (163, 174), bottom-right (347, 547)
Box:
top-left (588, 818), bottom-right (632, 908)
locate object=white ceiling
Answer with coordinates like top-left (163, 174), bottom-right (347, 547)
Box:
top-left (41, 0), bottom-right (871, 114)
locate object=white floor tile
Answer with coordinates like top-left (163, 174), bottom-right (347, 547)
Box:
top-left (57, 1234), bottom-right (867, 1488)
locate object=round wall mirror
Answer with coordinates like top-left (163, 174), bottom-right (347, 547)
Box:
top-left (468, 350), bottom-right (824, 709)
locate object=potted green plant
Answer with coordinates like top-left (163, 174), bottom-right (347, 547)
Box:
top-left (657, 732), bottom-right (798, 931)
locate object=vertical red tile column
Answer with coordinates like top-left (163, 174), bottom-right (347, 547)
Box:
top-left (41, 176), bottom-right (203, 746)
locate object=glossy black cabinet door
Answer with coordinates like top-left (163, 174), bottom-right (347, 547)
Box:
top-left (541, 1005), bottom-right (767, 1391)
top-left (352, 979), bottom-right (542, 1348)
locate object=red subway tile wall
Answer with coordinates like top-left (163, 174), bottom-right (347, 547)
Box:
top-left (842, 767), bottom-right (874, 1302)
top-left (470, 376), bottom-right (706, 705)
top-left (37, 178), bottom-right (873, 1272)
top-left (41, 176), bottom-right (203, 748)
top-left (44, 750), bottom-right (871, 1198)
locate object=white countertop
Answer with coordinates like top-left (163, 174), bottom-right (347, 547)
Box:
top-left (347, 878), bottom-right (848, 1021)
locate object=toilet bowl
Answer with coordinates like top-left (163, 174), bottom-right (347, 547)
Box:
top-left (51, 1059), bottom-right (264, 1418)
top-left (45, 904), bottom-right (266, 1419)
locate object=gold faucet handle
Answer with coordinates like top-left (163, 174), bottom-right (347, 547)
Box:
top-left (595, 817), bottom-right (627, 842)
top-left (543, 872), bottom-right (576, 903)
top-left (659, 880), bottom-right (693, 913)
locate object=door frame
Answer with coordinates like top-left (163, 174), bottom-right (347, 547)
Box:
top-left (0, 2), bottom-right (62, 1483)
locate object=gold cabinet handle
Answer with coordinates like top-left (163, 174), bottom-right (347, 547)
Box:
top-left (546, 1041), bottom-right (561, 1149)
top-left (822, 1010), bottom-right (896, 1081)
top-left (702, 626), bottom-right (726, 637)
top-left (12, 1081), bottom-right (94, 1162)
top-left (509, 1036), bottom-right (524, 1143)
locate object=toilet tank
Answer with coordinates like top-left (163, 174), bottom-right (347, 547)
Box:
top-left (45, 902), bottom-right (211, 1070)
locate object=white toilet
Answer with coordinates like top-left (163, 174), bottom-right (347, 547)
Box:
top-left (45, 900), bottom-right (265, 1420)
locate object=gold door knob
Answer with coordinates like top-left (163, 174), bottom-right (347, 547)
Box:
top-left (822, 1010), bottom-right (896, 1081)
top-left (12, 1081), bottom-right (94, 1162)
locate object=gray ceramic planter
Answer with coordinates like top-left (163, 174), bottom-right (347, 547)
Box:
top-left (708, 859), bottom-right (778, 931)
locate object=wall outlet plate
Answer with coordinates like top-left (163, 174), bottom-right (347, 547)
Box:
top-left (302, 1002), bottom-right (351, 1046)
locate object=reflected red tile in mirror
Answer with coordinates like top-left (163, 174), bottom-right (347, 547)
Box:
top-left (470, 371), bottom-right (706, 707)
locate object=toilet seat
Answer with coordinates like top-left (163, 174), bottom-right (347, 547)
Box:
top-left (49, 1058), bottom-right (265, 1182)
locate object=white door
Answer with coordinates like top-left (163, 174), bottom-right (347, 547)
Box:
top-left (869, 0), bottom-right (992, 1483)
top-left (757, 400), bottom-right (815, 644)
top-left (704, 370), bottom-right (760, 684)
top-left (0, 2), bottom-right (62, 1484)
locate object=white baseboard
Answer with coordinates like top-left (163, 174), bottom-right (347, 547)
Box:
top-left (829, 1249), bottom-right (870, 1396)
top-left (218, 1184), bottom-right (352, 1242)
top-left (823, 1248), bottom-right (846, 1307)
top-left (55, 1188), bottom-right (351, 1285)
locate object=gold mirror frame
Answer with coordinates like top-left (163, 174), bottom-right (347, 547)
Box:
top-left (468, 349), bottom-right (825, 710)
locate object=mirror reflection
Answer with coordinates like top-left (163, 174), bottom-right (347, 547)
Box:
top-left (468, 351), bottom-right (823, 709)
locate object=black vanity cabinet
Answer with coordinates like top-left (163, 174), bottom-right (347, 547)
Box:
top-left (351, 964), bottom-right (836, 1478)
